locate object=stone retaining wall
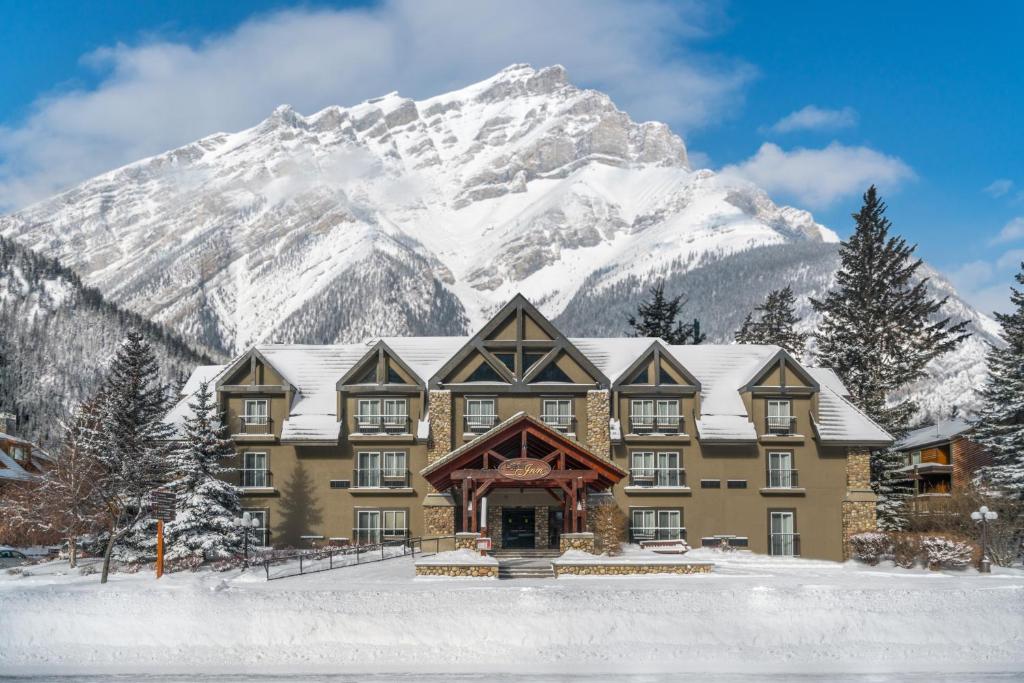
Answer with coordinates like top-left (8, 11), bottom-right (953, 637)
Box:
top-left (559, 532), bottom-right (595, 553)
top-left (415, 564), bottom-right (498, 578)
top-left (455, 532), bottom-right (483, 550)
top-left (552, 562), bottom-right (713, 577)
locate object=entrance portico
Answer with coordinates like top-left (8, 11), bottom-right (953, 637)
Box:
top-left (421, 412), bottom-right (627, 549)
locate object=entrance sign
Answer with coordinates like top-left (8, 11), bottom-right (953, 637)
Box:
top-left (497, 458), bottom-right (552, 481)
top-left (149, 488), bottom-right (176, 580)
top-left (476, 537), bottom-right (493, 551)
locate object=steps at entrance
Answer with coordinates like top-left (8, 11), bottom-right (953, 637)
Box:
top-left (490, 549), bottom-right (560, 559)
top-left (496, 561), bottom-right (555, 579)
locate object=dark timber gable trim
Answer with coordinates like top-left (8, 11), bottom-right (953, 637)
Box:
top-left (742, 349), bottom-right (820, 394)
top-left (337, 341), bottom-right (426, 391)
top-left (612, 341), bottom-right (701, 393)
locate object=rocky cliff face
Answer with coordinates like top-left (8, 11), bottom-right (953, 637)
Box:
top-left (0, 64), bottom-right (992, 421)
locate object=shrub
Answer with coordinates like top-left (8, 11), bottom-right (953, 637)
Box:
top-left (891, 532), bottom-right (921, 568)
top-left (590, 500), bottom-right (628, 556)
top-left (921, 535), bottom-right (977, 570)
top-left (167, 555), bottom-right (204, 573)
top-left (78, 564), bottom-right (97, 576)
top-left (850, 532), bottom-right (893, 565)
top-left (6, 567), bottom-right (24, 576)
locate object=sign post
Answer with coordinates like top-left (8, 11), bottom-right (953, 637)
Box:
top-left (150, 489), bottom-right (177, 579)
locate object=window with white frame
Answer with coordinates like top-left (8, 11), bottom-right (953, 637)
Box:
top-left (382, 509), bottom-right (407, 538)
top-left (769, 511), bottom-right (797, 556)
top-left (356, 398), bottom-right (408, 433)
top-left (909, 450), bottom-right (922, 465)
top-left (767, 451), bottom-right (795, 488)
top-left (355, 509), bottom-right (407, 544)
top-left (356, 451), bottom-right (407, 487)
top-left (630, 399), bottom-right (682, 433)
top-left (242, 399), bottom-right (268, 427)
top-left (541, 399), bottom-right (573, 432)
top-left (243, 509), bottom-right (268, 545)
top-left (766, 400), bottom-right (793, 434)
top-left (242, 452), bottom-right (268, 488)
top-left (630, 451), bottom-right (682, 487)
top-left (465, 397), bottom-right (496, 431)
top-left (630, 508), bottom-right (683, 541)
top-left (10, 445), bottom-right (26, 462)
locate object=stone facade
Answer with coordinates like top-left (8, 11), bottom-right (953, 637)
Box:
top-left (423, 494), bottom-right (456, 537)
top-left (559, 532), bottom-right (595, 553)
top-left (552, 561), bottom-right (713, 577)
top-left (415, 564), bottom-right (498, 578)
top-left (842, 448), bottom-right (877, 559)
top-left (534, 505), bottom-right (550, 549)
top-left (586, 390), bottom-right (611, 459)
top-left (486, 504), bottom-right (503, 550)
top-left (426, 390), bottom-right (453, 466)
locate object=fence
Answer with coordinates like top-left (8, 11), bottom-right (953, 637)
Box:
top-left (260, 535), bottom-right (457, 580)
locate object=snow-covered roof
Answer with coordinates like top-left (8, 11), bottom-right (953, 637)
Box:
top-left (570, 337), bottom-right (660, 384)
top-left (806, 368), bottom-right (893, 446)
top-left (163, 365), bottom-right (227, 438)
top-left (895, 419), bottom-right (973, 451)
top-left (377, 337), bottom-right (471, 383)
top-left (0, 433), bottom-right (44, 481)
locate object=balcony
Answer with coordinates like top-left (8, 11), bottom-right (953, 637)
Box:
top-left (769, 532), bottom-right (801, 556)
top-left (234, 416), bottom-right (274, 440)
top-left (630, 526), bottom-right (686, 542)
top-left (761, 469), bottom-right (804, 495)
top-left (464, 414), bottom-right (499, 435)
top-left (540, 413), bottom-right (576, 435)
top-left (352, 468), bottom-right (412, 490)
top-left (628, 468), bottom-right (687, 489)
top-left (352, 414), bottom-right (411, 436)
top-left (629, 415), bottom-right (686, 436)
top-left (765, 415), bottom-right (797, 436)
top-left (239, 469), bottom-right (274, 491)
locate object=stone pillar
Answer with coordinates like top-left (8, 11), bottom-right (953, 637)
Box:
top-left (426, 390), bottom-right (453, 465)
top-left (586, 390), bottom-right (611, 460)
top-left (534, 506), bottom-right (549, 549)
top-left (455, 532), bottom-right (481, 550)
top-left (487, 504), bottom-right (503, 550)
top-left (559, 532), bottom-right (595, 554)
top-left (423, 492), bottom-right (456, 537)
top-left (842, 448), bottom-right (877, 559)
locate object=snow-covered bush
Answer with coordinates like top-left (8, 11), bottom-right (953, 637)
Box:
top-left (590, 499), bottom-right (628, 555)
top-left (892, 533), bottom-right (921, 568)
top-left (921, 536), bottom-right (976, 570)
top-left (6, 567), bottom-right (24, 576)
top-left (850, 532), bottom-right (893, 565)
top-left (167, 555), bottom-right (205, 573)
top-left (78, 564), bottom-right (96, 576)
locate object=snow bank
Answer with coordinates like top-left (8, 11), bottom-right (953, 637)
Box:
top-left (415, 549), bottom-right (498, 566)
top-left (1, 556), bottom-right (1022, 677)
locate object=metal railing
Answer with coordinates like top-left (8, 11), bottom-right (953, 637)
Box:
top-left (629, 468), bottom-right (686, 488)
top-left (353, 415), bottom-right (410, 435)
top-left (630, 526), bottom-right (686, 542)
top-left (260, 535), bottom-right (457, 580)
top-left (766, 468), bottom-right (799, 488)
top-left (237, 416), bottom-right (273, 435)
top-left (766, 415), bottom-right (797, 435)
top-left (353, 468), bottom-right (410, 489)
top-left (629, 415), bottom-right (685, 435)
top-left (540, 414), bottom-right (575, 434)
top-left (769, 533), bottom-right (801, 556)
top-left (240, 469), bottom-right (272, 488)
top-left (464, 414), bottom-right (499, 433)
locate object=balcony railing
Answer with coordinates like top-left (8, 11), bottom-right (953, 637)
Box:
top-left (630, 526), bottom-right (686, 542)
top-left (353, 468), bottom-right (410, 489)
top-left (353, 415), bottom-right (410, 435)
top-left (464, 414), bottom-right (499, 433)
top-left (540, 414), bottom-right (576, 434)
top-left (766, 468), bottom-right (799, 489)
top-left (237, 415), bottom-right (273, 435)
top-left (352, 528), bottom-right (409, 545)
top-left (240, 469), bottom-right (273, 489)
top-left (629, 468), bottom-right (686, 488)
top-left (766, 415), bottom-right (797, 435)
top-left (769, 532), bottom-right (801, 556)
top-left (629, 415), bottom-right (685, 435)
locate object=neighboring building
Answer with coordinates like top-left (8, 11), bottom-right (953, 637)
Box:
top-left (894, 419), bottom-right (993, 514)
top-left (166, 295), bottom-right (892, 561)
top-left (0, 426), bottom-right (51, 487)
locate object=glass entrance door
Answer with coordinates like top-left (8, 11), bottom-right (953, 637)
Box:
top-left (501, 507), bottom-right (536, 549)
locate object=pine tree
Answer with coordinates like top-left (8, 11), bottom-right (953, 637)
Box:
top-left (734, 285), bottom-right (809, 355)
top-left (811, 186), bottom-right (970, 529)
top-left (974, 263), bottom-right (1024, 498)
top-left (811, 186), bottom-right (970, 433)
top-left (165, 381), bottom-right (243, 562)
top-left (628, 280), bottom-right (706, 344)
top-left (93, 331), bottom-right (176, 582)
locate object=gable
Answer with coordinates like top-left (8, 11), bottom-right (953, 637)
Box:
top-left (745, 349), bottom-right (819, 392)
top-left (613, 342), bottom-right (700, 391)
top-left (337, 341), bottom-right (424, 389)
top-left (217, 349), bottom-right (289, 389)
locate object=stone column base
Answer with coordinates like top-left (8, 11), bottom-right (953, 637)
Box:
top-left (559, 532), bottom-right (595, 553)
top-left (842, 490), bottom-right (877, 560)
top-left (455, 532), bottom-right (482, 550)
top-left (423, 493), bottom-right (456, 537)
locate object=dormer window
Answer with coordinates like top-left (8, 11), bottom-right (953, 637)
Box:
top-left (766, 400), bottom-right (794, 435)
top-left (541, 399), bottom-right (574, 433)
top-left (465, 398), bottom-right (497, 433)
top-left (630, 399), bottom-right (683, 435)
top-left (355, 398), bottom-right (409, 434)
top-left (240, 400), bottom-right (271, 435)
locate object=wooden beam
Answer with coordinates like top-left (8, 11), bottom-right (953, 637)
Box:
top-left (541, 450), bottom-right (562, 465)
top-left (451, 469), bottom-right (599, 482)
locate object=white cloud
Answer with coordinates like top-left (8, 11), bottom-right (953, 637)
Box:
top-left (989, 217), bottom-right (1024, 245)
top-left (983, 179), bottom-right (1014, 198)
top-left (686, 149), bottom-right (712, 169)
top-left (719, 142), bottom-right (915, 209)
top-left (766, 105), bottom-right (858, 134)
top-left (0, 0), bottom-right (754, 210)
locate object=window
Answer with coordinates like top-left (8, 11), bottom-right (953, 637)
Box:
top-left (382, 399), bottom-right (408, 432)
top-left (910, 450), bottom-right (922, 465)
top-left (630, 399), bottom-right (682, 433)
top-left (541, 399), bottom-right (573, 432)
top-left (242, 452), bottom-right (268, 488)
top-left (386, 365), bottom-right (404, 384)
top-left (700, 479), bottom-right (721, 489)
top-left (631, 508), bottom-right (683, 541)
top-left (769, 511), bottom-right (797, 556)
top-left (521, 351), bottom-right (546, 375)
top-left (242, 399), bottom-right (268, 428)
top-left (658, 367), bottom-right (678, 385)
top-left (766, 400), bottom-right (793, 435)
top-left (466, 361), bottom-right (504, 383)
top-left (727, 480), bottom-right (747, 489)
top-left (11, 446), bottom-right (26, 462)
top-left (630, 451), bottom-right (682, 487)
top-left (356, 451), bottom-right (407, 487)
top-left (355, 509), bottom-right (407, 544)
top-left (465, 398), bottom-right (496, 432)
top-left (354, 364), bottom-right (377, 384)
top-left (533, 362), bottom-right (573, 383)
top-left (494, 352), bottom-right (516, 373)
top-left (629, 366), bottom-right (651, 384)
top-left (243, 509), bottom-right (268, 545)
top-left (329, 480), bottom-right (351, 489)
top-left (356, 399), bottom-right (408, 433)
top-left (768, 451), bottom-right (795, 488)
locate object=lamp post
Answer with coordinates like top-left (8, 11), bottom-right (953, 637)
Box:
top-left (970, 505), bottom-right (998, 573)
top-left (238, 512), bottom-right (261, 561)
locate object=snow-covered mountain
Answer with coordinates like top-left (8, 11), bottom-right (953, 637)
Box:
top-left (0, 64), bottom-right (994, 421)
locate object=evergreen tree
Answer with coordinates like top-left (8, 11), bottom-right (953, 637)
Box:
top-left (165, 381), bottom-right (243, 562)
top-left (811, 186), bottom-right (970, 529)
top-left (975, 263), bottom-right (1024, 498)
top-left (93, 331), bottom-right (175, 582)
top-left (628, 280), bottom-right (706, 344)
top-left (734, 285), bottom-right (810, 355)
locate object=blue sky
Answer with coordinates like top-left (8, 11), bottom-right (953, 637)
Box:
top-left (1, 0), bottom-right (1021, 313)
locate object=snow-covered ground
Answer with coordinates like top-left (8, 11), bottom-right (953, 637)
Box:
top-left (1, 550), bottom-right (1022, 680)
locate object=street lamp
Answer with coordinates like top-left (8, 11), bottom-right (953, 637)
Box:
top-left (970, 505), bottom-right (998, 573)
top-left (238, 512), bottom-right (261, 561)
